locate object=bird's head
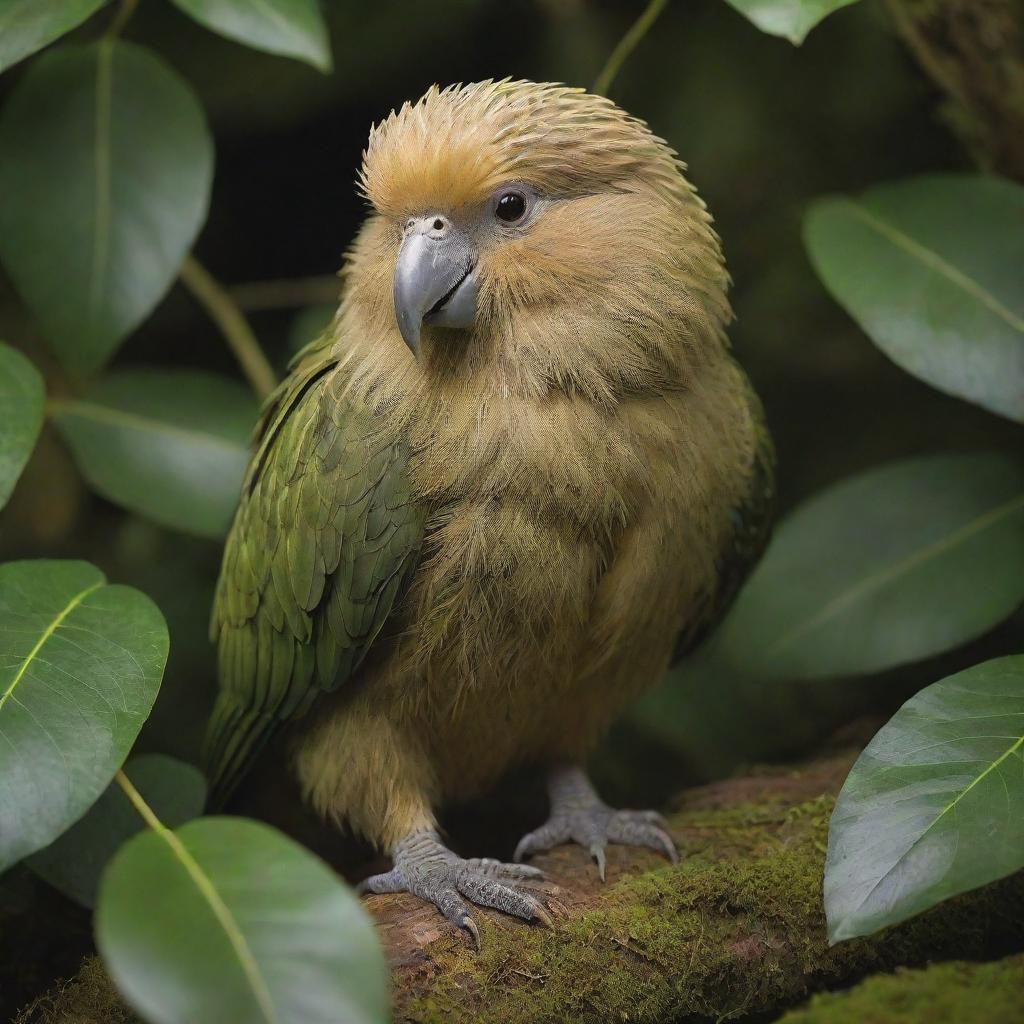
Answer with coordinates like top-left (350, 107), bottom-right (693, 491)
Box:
top-left (351, 80), bottom-right (729, 398)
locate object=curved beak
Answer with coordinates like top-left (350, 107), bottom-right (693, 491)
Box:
top-left (394, 215), bottom-right (478, 356)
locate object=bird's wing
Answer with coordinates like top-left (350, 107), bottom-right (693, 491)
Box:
top-left (204, 338), bottom-right (424, 806)
top-left (674, 366), bottom-right (776, 662)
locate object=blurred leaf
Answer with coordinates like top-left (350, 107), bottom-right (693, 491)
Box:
top-left (28, 754), bottom-right (205, 908)
top-left (52, 369), bottom-right (256, 538)
top-left (0, 343), bottom-right (44, 510)
top-left (0, 560), bottom-right (168, 872)
top-left (287, 303), bottom-right (334, 356)
top-left (804, 175), bottom-right (1024, 423)
top-left (0, 42), bottom-right (213, 375)
top-left (825, 655), bottom-right (1024, 942)
top-left (707, 453), bottom-right (1024, 681)
top-left (97, 817), bottom-right (390, 1024)
top-left (0, 0), bottom-right (109, 73)
top-left (169, 0), bottom-right (331, 72)
top-left (722, 0), bottom-right (860, 44)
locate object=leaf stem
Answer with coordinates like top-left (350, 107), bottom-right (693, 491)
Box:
top-left (180, 256), bottom-right (277, 400)
top-left (105, 0), bottom-right (139, 40)
top-left (592, 0), bottom-right (669, 97)
top-left (115, 768), bottom-right (165, 833)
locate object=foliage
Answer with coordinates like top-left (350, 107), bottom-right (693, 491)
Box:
top-left (28, 754), bottom-right (206, 908)
top-left (805, 175), bottom-right (1024, 423)
top-left (0, 560), bottom-right (167, 871)
top-left (0, 42), bottom-right (213, 374)
top-left (0, 343), bottom-right (44, 508)
top-left (97, 817), bottom-right (389, 1024)
top-left (51, 370), bottom-right (256, 537)
top-left (722, 0), bottom-right (861, 44)
top-left (824, 656), bottom-right (1024, 942)
top-left (0, 0), bottom-right (1021, 1020)
top-left (0, 1), bottom-right (385, 1021)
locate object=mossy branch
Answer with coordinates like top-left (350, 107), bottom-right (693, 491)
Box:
top-left (17, 749), bottom-right (1024, 1023)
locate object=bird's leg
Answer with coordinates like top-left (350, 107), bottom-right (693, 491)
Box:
top-left (358, 829), bottom-right (552, 947)
top-left (514, 764), bottom-right (677, 881)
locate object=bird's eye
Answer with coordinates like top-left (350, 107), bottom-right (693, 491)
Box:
top-left (495, 191), bottom-right (527, 223)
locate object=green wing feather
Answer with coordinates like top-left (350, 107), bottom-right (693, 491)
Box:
top-left (204, 338), bottom-right (424, 806)
top-left (675, 365), bottom-right (776, 661)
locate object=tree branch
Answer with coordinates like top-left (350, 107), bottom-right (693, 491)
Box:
top-left (20, 747), bottom-right (1023, 1023)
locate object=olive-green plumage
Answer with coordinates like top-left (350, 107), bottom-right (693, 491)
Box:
top-left (205, 82), bottom-right (774, 879)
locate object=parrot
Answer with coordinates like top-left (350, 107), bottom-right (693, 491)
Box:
top-left (204, 80), bottom-right (774, 943)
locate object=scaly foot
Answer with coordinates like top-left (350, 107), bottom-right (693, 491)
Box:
top-left (514, 765), bottom-right (677, 880)
top-left (358, 829), bottom-right (552, 947)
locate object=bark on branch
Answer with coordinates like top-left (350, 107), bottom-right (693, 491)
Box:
top-left (17, 747), bottom-right (1024, 1024)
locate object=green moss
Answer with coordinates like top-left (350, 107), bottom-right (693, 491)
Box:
top-left (400, 796), bottom-right (1024, 1024)
top-left (16, 792), bottom-right (1024, 1024)
top-left (777, 954), bottom-right (1024, 1024)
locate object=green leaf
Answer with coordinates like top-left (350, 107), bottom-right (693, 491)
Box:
top-left (97, 817), bottom-right (390, 1024)
top-left (722, 0), bottom-right (860, 44)
top-left (28, 754), bottom-right (205, 908)
top-left (52, 369), bottom-right (257, 538)
top-left (0, 42), bottom-right (213, 375)
top-left (0, 343), bottom-right (44, 510)
top-left (709, 453), bottom-right (1024, 681)
top-left (804, 175), bottom-right (1024, 423)
top-left (287, 303), bottom-right (334, 356)
top-left (0, 560), bottom-right (168, 872)
top-left (0, 0), bottom-right (109, 73)
top-left (168, 0), bottom-right (332, 72)
top-left (825, 656), bottom-right (1024, 942)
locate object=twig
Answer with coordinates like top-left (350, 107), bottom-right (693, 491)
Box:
top-left (116, 768), bottom-right (166, 833)
top-left (105, 0), bottom-right (139, 40)
top-left (592, 0), bottom-right (670, 97)
top-left (229, 275), bottom-right (340, 312)
top-left (179, 256), bottom-right (278, 400)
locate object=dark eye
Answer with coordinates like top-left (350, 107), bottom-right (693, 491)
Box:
top-left (495, 191), bottom-right (527, 223)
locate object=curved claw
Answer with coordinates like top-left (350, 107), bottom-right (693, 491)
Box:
top-left (360, 830), bottom-right (554, 949)
top-left (515, 767), bottom-right (679, 881)
top-left (462, 913), bottom-right (481, 951)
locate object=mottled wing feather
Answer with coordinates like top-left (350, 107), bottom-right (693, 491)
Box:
top-left (204, 341), bottom-right (424, 806)
top-left (674, 367), bottom-right (776, 661)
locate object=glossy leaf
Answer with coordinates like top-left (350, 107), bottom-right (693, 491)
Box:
top-left (0, 560), bottom-right (168, 871)
top-left (169, 0), bottom-right (331, 71)
top-left (52, 369), bottom-right (256, 538)
top-left (805, 175), bottom-right (1024, 423)
top-left (709, 453), bottom-right (1024, 681)
top-left (0, 0), bottom-right (109, 73)
top-left (97, 817), bottom-right (390, 1024)
top-left (29, 754), bottom-right (205, 908)
top-left (0, 343), bottom-right (45, 509)
top-left (825, 656), bottom-right (1024, 942)
top-left (0, 42), bottom-right (213, 374)
top-left (722, 0), bottom-right (860, 44)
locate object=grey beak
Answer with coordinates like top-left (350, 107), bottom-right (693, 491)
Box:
top-left (394, 215), bottom-right (478, 356)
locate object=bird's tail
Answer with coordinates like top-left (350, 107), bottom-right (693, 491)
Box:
top-left (202, 691), bottom-right (277, 810)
